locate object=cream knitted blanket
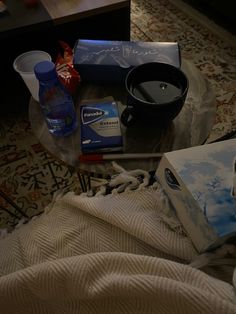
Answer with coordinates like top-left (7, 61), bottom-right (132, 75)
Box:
top-left (0, 184), bottom-right (235, 313)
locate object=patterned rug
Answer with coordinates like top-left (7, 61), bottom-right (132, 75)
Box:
top-left (0, 0), bottom-right (236, 230)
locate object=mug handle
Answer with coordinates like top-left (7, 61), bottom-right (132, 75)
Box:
top-left (121, 106), bottom-right (136, 127)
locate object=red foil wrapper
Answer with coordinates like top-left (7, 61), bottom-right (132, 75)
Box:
top-left (55, 41), bottom-right (81, 95)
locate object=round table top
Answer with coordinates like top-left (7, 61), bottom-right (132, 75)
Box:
top-left (29, 59), bottom-right (216, 176)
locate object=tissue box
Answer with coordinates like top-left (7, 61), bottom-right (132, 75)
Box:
top-left (80, 100), bottom-right (123, 153)
top-left (156, 139), bottom-right (236, 252)
top-left (73, 39), bottom-right (181, 83)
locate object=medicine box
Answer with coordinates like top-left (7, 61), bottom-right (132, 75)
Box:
top-left (156, 139), bottom-right (236, 252)
top-left (73, 39), bottom-right (181, 83)
top-left (80, 100), bottom-right (123, 153)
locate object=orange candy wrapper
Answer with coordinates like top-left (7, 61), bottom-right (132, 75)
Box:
top-left (55, 41), bottom-right (81, 95)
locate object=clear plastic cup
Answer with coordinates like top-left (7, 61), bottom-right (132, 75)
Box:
top-left (13, 50), bottom-right (51, 101)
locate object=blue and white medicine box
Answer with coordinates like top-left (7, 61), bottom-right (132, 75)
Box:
top-left (73, 39), bottom-right (181, 83)
top-left (80, 101), bottom-right (123, 153)
top-left (156, 139), bottom-right (236, 252)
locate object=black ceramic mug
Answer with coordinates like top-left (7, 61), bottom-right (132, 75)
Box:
top-left (122, 62), bottom-right (189, 126)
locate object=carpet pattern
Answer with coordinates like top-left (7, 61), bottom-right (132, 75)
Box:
top-left (0, 117), bottom-right (76, 229)
top-left (0, 0), bottom-right (236, 229)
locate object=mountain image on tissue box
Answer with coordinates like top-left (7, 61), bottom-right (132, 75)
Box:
top-left (73, 39), bottom-right (181, 83)
top-left (156, 139), bottom-right (236, 252)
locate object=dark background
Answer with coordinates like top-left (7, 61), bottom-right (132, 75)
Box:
top-left (183, 0), bottom-right (236, 35)
top-left (0, 5), bottom-right (130, 116)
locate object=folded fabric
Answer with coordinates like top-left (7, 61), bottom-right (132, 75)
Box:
top-left (0, 185), bottom-right (235, 313)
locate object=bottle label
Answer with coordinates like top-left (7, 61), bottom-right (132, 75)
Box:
top-left (46, 115), bottom-right (72, 130)
top-left (46, 118), bottom-right (65, 130)
top-left (39, 81), bottom-right (77, 136)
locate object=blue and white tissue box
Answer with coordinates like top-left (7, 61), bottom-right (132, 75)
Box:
top-left (73, 39), bottom-right (181, 82)
top-left (156, 139), bottom-right (236, 252)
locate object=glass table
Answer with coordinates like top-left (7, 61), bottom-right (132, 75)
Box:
top-left (29, 59), bottom-right (216, 189)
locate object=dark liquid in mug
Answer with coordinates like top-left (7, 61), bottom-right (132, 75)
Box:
top-left (132, 80), bottom-right (182, 104)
